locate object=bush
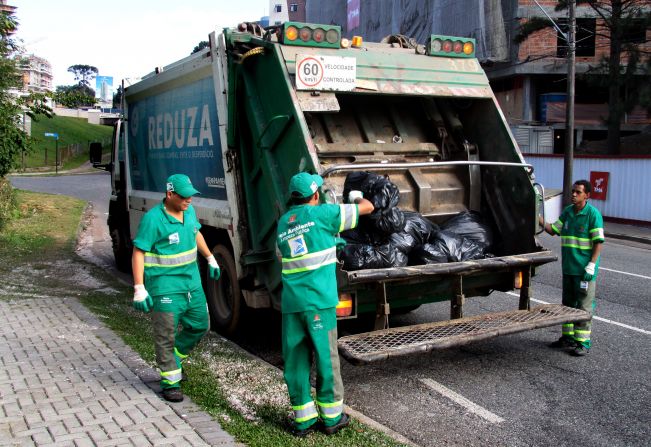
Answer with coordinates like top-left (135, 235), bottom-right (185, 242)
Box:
top-left (0, 177), bottom-right (17, 230)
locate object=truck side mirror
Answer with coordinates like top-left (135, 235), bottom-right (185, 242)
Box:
top-left (89, 142), bottom-right (103, 164)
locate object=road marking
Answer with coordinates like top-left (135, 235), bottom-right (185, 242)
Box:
top-left (507, 292), bottom-right (651, 335)
top-left (599, 267), bottom-right (651, 280)
top-left (419, 378), bottom-right (505, 424)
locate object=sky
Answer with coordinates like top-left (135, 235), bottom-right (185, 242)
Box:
top-left (11, 0), bottom-right (270, 91)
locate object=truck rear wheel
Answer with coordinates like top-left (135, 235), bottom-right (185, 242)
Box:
top-left (110, 224), bottom-right (132, 273)
top-left (206, 245), bottom-right (242, 335)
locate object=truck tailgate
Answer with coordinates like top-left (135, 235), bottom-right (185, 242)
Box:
top-left (340, 250), bottom-right (557, 285)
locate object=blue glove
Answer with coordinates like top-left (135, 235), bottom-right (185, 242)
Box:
top-left (207, 255), bottom-right (221, 280)
top-left (583, 262), bottom-right (596, 282)
top-left (133, 284), bottom-right (153, 313)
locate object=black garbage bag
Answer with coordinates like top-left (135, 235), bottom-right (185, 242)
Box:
top-left (338, 243), bottom-right (408, 271)
top-left (429, 230), bottom-right (486, 262)
top-left (409, 243), bottom-right (448, 265)
top-left (370, 206), bottom-right (406, 234)
top-left (441, 211), bottom-right (493, 248)
top-left (389, 211), bottom-right (438, 254)
top-left (341, 217), bottom-right (389, 246)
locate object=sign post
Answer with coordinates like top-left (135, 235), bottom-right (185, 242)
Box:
top-left (44, 133), bottom-right (59, 174)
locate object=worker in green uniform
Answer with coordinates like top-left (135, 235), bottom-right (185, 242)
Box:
top-left (540, 179), bottom-right (604, 356)
top-left (276, 172), bottom-right (374, 436)
top-left (131, 174), bottom-right (220, 402)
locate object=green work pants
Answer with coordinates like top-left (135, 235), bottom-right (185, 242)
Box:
top-left (282, 308), bottom-right (344, 430)
top-left (561, 274), bottom-right (596, 348)
top-left (152, 288), bottom-right (209, 389)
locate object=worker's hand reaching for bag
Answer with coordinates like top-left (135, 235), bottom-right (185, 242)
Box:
top-left (207, 255), bottom-right (221, 280)
top-left (348, 190), bottom-right (363, 203)
top-left (583, 261), bottom-right (596, 281)
top-left (133, 284), bottom-right (153, 313)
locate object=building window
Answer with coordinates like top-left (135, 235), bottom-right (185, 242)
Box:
top-left (622, 19), bottom-right (647, 44)
top-left (275, 4), bottom-right (282, 13)
top-left (290, 3), bottom-right (298, 12)
top-left (557, 18), bottom-right (596, 57)
top-left (275, 21), bottom-right (282, 25)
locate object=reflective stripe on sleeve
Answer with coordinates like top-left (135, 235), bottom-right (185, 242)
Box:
top-left (293, 401), bottom-right (318, 423)
top-left (561, 236), bottom-right (593, 250)
top-left (282, 247), bottom-right (337, 274)
top-left (317, 400), bottom-right (344, 419)
top-left (339, 204), bottom-right (359, 232)
top-left (144, 247), bottom-right (197, 268)
top-left (590, 227), bottom-right (604, 241)
top-left (551, 219), bottom-right (563, 235)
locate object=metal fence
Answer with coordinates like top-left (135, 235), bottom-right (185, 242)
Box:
top-left (525, 154), bottom-right (651, 223)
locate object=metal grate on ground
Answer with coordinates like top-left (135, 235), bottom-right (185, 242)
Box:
top-left (338, 304), bottom-right (590, 364)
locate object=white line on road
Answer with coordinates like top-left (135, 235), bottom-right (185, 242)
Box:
top-left (507, 292), bottom-right (651, 335)
top-left (419, 378), bottom-right (505, 424)
top-left (599, 267), bottom-right (651, 280)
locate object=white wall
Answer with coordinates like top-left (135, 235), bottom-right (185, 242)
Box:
top-left (525, 155), bottom-right (651, 223)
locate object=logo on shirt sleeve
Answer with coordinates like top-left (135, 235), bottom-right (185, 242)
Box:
top-left (168, 232), bottom-right (180, 244)
top-left (288, 234), bottom-right (307, 257)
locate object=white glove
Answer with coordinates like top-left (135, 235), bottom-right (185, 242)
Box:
top-left (583, 261), bottom-right (596, 281)
top-left (133, 284), bottom-right (153, 312)
top-left (348, 190), bottom-right (363, 203)
top-left (206, 255), bottom-right (221, 280)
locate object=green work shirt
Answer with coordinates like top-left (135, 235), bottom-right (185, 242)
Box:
top-left (277, 203), bottom-right (359, 314)
top-left (551, 202), bottom-right (604, 277)
top-left (133, 201), bottom-right (202, 296)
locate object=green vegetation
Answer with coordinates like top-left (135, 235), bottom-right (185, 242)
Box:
top-left (0, 190), bottom-right (407, 447)
top-left (0, 178), bottom-right (16, 230)
top-left (25, 115), bottom-right (112, 170)
top-left (0, 190), bottom-right (85, 260)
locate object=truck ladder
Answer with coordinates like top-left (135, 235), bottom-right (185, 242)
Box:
top-left (338, 304), bottom-right (590, 365)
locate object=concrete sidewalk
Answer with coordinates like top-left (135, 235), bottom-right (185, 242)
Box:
top-left (604, 221), bottom-right (651, 246)
top-left (0, 296), bottom-right (241, 446)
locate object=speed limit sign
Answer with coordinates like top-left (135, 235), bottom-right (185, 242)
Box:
top-left (295, 54), bottom-right (356, 91)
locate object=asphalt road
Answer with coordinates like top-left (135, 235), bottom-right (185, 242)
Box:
top-left (11, 173), bottom-right (651, 447)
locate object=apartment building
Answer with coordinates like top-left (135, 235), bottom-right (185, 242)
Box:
top-left (269, 0), bottom-right (306, 25)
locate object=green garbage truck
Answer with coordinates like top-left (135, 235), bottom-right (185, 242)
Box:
top-left (92, 22), bottom-right (588, 364)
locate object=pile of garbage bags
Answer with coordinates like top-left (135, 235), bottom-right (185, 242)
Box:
top-left (338, 172), bottom-right (494, 270)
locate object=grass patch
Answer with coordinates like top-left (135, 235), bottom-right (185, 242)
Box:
top-left (24, 115), bottom-right (113, 169)
top-left (0, 189), bottom-right (85, 261)
top-left (1, 189), bottom-right (407, 447)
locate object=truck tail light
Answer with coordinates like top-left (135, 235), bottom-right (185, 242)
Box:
top-left (351, 36), bottom-right (363, 48)
top-left (336, 292), bottom-right (354, 317)
top-left (514, 271), bottom-right (523, 289)
top-left (281, 22), bottom-right (341, 48)
top-left (427, 35), bottom-right (476, 58)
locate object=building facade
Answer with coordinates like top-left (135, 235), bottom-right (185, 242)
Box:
top-left (18, 54), bottom-right (54, 94)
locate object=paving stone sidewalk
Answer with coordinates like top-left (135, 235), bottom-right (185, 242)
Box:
top-left (0, 296), bottom-right (240, 446)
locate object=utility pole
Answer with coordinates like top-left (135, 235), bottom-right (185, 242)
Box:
top-left (562, 0), bottom-right (576, 206)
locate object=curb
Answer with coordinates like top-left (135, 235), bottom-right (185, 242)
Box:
top-left (605, 232), bottom-right (651, 246)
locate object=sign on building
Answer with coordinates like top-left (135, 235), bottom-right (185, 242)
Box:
top-left (590, 171), bottom-right (609, 200)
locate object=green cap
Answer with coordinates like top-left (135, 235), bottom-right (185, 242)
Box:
top-left (166, 174), bottom-right (200, 198)
top-left (288, 172), bottom-right (323, 198)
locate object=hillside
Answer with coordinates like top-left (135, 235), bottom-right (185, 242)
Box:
top-left (23, 115), bottom-right (113, 170)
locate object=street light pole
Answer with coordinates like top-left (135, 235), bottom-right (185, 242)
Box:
top-left (562, 0), bottom-right (576, 206)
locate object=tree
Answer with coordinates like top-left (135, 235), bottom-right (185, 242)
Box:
top-left (53, 85), bottom-right (96, 108)
top-left (192, 40), bottom-right (209, 54)
top-left (112, 85), bottom-right (123, 109)
top-left (67, 64), bottom-right (98, 87)
top-left (0, 11), bottom-right (51, 177)
top-left (516, 0), bottom-right (651, 154)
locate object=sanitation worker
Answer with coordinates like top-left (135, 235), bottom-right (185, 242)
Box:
top-left (276, 172), bottom-right (374, 436)
top-left (131, 174), bottom-right (220, 402)
top-left (540, 179), bottom-right (604, 356)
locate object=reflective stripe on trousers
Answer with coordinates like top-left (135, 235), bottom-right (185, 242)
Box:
top-left (161, 368), bottom-right (183, 387)
top-left (293, 401), bottom-right (318, 423)
top-left (317, 399), bottom-right (343, 420)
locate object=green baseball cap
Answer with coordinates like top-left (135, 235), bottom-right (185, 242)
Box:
top-left (166, 174), bottom-right (200, 198)
top-left (288, 172), bottom-right (323, 198)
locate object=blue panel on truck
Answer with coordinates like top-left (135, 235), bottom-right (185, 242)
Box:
top-left (128, 77), bottom-right (226, 200)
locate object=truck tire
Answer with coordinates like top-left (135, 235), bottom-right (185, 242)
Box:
top-left (206, 245), bottom-right (242, 335)
top-left (110, 224), bottom-right (132, 273)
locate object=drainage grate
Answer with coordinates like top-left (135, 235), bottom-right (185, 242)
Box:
top-left (338, 304), bottom-right (591, 364)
